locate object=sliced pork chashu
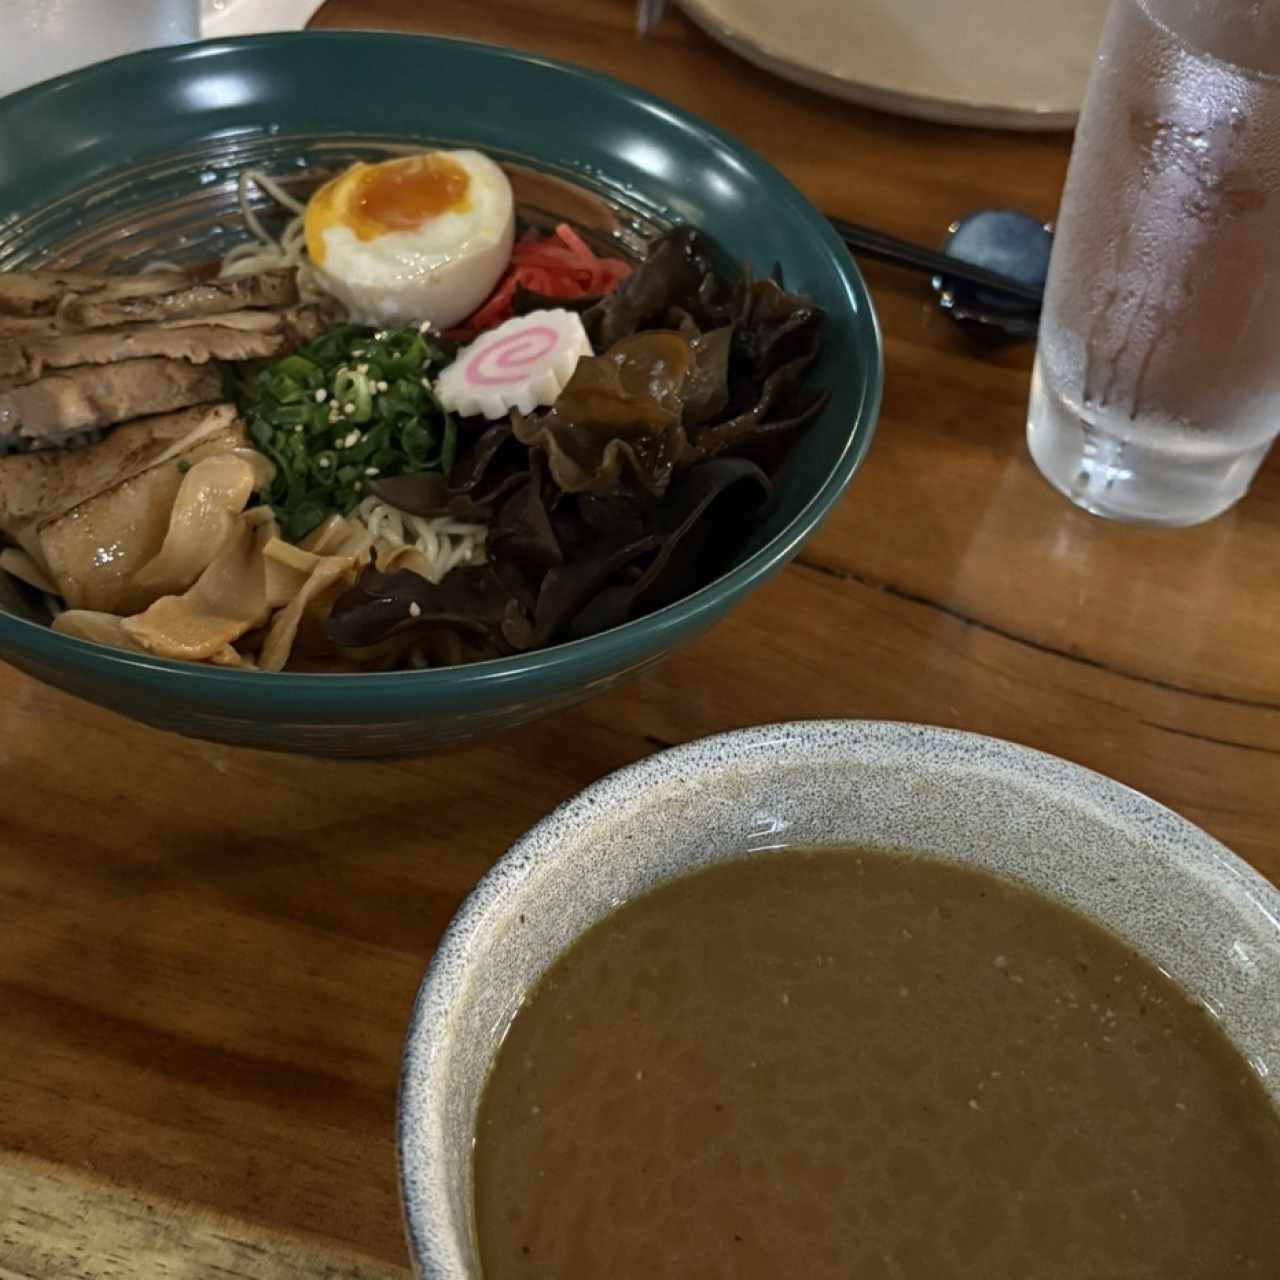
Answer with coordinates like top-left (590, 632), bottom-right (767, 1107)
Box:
top-left (0, 270), bottom-right (189, 318)
top-left (0, 314), bottom-right (64, 340)
top-left (0, 356), bottom-right (223, 448)
top-left (0, 303), bottom-right (338, 389)
top-left (0, 403), bottom-right (242, 541)
top-left (34, 408), bottom-right (251, 613)
top-left (0, 322), bottom-right (279, 389)
top-left (0, 269), bottom-right (304, 339)
top-left (58, 270), bottom-right (298, 330)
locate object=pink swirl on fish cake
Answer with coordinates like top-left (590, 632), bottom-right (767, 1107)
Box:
top-left (464, 326), bottom-right (558, 386)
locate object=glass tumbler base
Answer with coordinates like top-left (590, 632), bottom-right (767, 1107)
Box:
top-left (1026, 361), bottom-right (1271, 527)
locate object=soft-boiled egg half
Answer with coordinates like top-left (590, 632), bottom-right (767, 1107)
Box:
top-left (303, 150), bottom-right (514, 329)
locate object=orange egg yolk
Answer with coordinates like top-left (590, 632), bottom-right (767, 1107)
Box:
top-left (304, 154), bottom-right (472, 265)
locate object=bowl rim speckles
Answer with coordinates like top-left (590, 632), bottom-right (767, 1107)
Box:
top-left (396, 719), bottom-right (1280, 1278)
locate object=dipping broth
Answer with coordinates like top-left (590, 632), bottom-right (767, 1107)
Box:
top-left (474, 847), bottom-right (1280, 1279)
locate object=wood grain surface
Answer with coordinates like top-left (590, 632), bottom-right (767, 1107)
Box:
top-left (2, 1), bottom-right (1278, 1276)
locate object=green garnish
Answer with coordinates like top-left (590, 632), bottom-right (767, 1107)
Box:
top-left (233, 323), bottom-right (456, 543)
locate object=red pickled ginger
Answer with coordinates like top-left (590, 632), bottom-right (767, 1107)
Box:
top-left (462, 223), bottom-right (632, 335)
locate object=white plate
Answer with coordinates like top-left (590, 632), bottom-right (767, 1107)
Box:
top-left (679, 0), bottom-right (1111, 130)
top-left (201, 0), bottom-right (325, 38)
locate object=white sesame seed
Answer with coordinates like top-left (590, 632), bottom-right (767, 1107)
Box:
top-left (352, 348), bottom-right (366, 357)
top-left (314, 388), bottom-right (328, 403)
top-left (293, 424), bottom-right (303, 433)
top-left (343, 402), bottom-right (356, 415)
top-left (343, 430), bottom-right (360, 448)
top-left (418, 319), bottom-right (433, 333)
top-left (408, 601), bottom-right (422, 618)
top-left (374, 330), bottom-right (388, 340)
top-left (376, 380), bottom-right (389, 392)
top-left (318, 457), bottom-right (332, 467)
top-left (356, 362), bottom-right (369, 374)
top-left (420, 377), bottom-right (431, 390)
top-left (353, 480), bottom-right (363, 491)
top-left (365, 466), bottom-right (379, 476)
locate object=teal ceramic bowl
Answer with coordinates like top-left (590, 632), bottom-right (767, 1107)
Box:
top-left (0, 33), bottom-right (881, 757)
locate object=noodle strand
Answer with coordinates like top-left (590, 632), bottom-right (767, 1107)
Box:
top-left (354, 496), bottom-right (487, 585)
top-left (219, 169), bottom-right (326, 303)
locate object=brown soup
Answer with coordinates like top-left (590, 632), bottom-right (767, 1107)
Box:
top-left (473, 848), bottom-right (1280, 1279)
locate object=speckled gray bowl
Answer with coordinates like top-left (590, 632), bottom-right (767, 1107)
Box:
top-left (397, 720), bottom-right (1280, 1278)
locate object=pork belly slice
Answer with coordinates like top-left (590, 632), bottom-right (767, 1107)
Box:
top-left (0, 302), bottom-right (341, 388)
top-left (0, 314), bottom-right (62, 339)
top-left (0, 321), bottom-right (279, 388)
top-left (0, 270), bottom-right (189, 318)
top-left (0, 356), bottom-right (224, 448)
top-left (0, 403), bottom-right (243, 540)
top-left (31, 408), bottom-right (251, 612)
top-left (58, 270), bottom-right (298, 330)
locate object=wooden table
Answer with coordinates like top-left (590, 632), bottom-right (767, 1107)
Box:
top-left (2, 2), bottom-right (1277, 1276)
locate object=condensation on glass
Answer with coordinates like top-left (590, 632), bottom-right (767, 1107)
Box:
top-left (1029, 0), bottom-right (1280, 524)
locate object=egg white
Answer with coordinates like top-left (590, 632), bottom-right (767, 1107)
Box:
top-left (310, 150), bottom-right (515, 329)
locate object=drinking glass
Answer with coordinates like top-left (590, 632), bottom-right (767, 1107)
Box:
top-left (1028, 0), bottom-right (1280, 525)
top-left (0, 0), bottom-right (200, 98)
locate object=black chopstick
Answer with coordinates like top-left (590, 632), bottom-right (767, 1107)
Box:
top-left (828, 215), bottom-right (1044, 306)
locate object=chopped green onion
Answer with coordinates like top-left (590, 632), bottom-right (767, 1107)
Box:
top-left (232, 322), bottom-right (456, 543)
